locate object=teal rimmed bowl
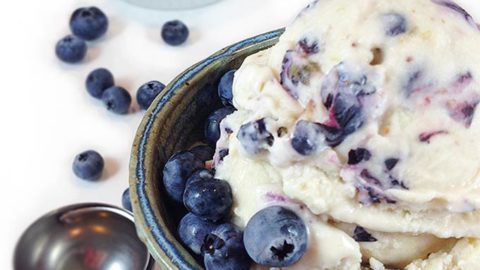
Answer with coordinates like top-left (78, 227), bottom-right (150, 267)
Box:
top-left (129, 29), bottom-right (283, 269)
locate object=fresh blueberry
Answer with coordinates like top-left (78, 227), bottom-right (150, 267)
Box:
top-left (136, 81), bottom-right (166, 110)
top-left (203, 223), bottom-right (251, 270)
top-left (384, 158), bottom-right (399, 171)
top-left (161, 20), bottom-right (189, 46)
top-left (218, 70), bottom-right (236, 106)
top-left (55, 35), bottom-right (87, 63)
top-left (205, 107), bottom-right (235, 146)
top-left (101, 86), bottom-right (132, 114)
top-left (190, 145), bottom-right (215, 162)
top-left (348, 148), bottom-right (371, 165)
top-left (86, 68), bottom-right (114, 98)
top-left (122, 188), bottom-right (132, 211)
top-left (178, 213), bottom-right (217, 255)
top-left (163, 151), bottom-right (204, 202)
top-left (185, 169), bottom-right (214, 187)
top-left (243, 206), bottom-right (308, 267)
top-left (70, 7), bottom-right (109, 41)
top-left (237, 118), bottom-right (274, 155)
top-left (183, 178), bottom-right (233, 222)
top-left (291, 120), bottom-right (325, 156)
top-left (382, 13), bottom-right (407, 36)
top-left (72, 150), bottom-right (104, 181)
top-left (352, 226), bottom-right (377, 242)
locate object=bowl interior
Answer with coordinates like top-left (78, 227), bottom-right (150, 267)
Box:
top-left (130, 29), bottom-right (283, 269)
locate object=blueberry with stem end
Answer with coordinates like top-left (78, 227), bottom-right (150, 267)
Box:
top-left (72, 150), bottom-right (104, 181)
top-left (70, 6), bottom-right (109, 41)
top-left (55, 35), bottom-right (87, 63)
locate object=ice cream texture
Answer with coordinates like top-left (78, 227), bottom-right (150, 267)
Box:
top-left (213, 0), bottom-right (480, 269)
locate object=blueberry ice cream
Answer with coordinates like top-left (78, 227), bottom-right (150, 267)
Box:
top-left (212, 0), bottom-right (480, 269)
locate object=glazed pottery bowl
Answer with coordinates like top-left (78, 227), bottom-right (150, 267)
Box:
top-left (129, 29), bottom-right (283, 269)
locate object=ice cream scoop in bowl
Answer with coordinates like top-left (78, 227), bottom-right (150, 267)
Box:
top-left (128, 29), bottom-right (283, 270)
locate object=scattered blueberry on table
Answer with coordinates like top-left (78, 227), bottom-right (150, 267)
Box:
top-left (70, 7), bottom-right (109, 41)
top-left (86, 68), bottom-right (114, 98)
top-left (203, 223), bottom-right (252, 270)
top-left (243, 206), bottom-right (308, 267)
top-left (178, 213), bottom-right (217, 255)
top-left (162, 151), bottom-right (204, 202)
top-left (136, 80), bottom-right (166, 110)
top-left (205, 107), bottom-right (235, 146)
top-left (72, 150), bottom-right (104, 181)
top-left (122, 188), bottom-right (133, 211)
top-left (55, 35), bottom-right (87, 63)
top-left (161, 20), bottom-right (189, 46)
top-left (183, 178), bottom-right (233, 222)
top-left (218, 70), bottom-right (236, 107)
top-left (101, 86), bottom-right (132, 114)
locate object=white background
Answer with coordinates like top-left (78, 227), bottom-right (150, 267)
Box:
top-left (1, 0), bottom-right (479, 269)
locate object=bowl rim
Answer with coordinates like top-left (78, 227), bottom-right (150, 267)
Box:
top-left (129, 29), bottom-right (284, 269)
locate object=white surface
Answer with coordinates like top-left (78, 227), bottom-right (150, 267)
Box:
top-left (1, 0), bottom-right (479, 269)
top-left (0, 0), bottom-right (312, 269)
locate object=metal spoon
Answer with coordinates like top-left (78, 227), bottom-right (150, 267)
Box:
top-left (14, 203), bottom-right (153, 270)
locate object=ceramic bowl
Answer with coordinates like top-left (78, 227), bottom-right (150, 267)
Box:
top-left (129, 29), bottom-right (283, 269)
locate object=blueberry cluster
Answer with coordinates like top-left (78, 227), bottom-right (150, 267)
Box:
top-left (161, 71), bottom-right (309, 269)
top-left (56, 7), bottom-right (109, 63)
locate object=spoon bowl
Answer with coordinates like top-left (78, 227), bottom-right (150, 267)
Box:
top-left (14, 203), bottom-right (152, 270)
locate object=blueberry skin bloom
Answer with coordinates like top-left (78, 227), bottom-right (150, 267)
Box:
top-left (243, 206), bottom-right (308, 267)
top-left (162, 151), bottom-right (204, 202)
top-left (101, 86), bottom-right (132, 114)
top-left (203, 224), bottom-right (251, 270)
top-left (55, 35), bottom-right (87, 63)
top-left (136, 81), bottom-right (166, 110)
top-left (190, 145), bottom-right (215, 162)
top-left (161, 20), bottom-right (189, 46)
top-left (178, 213), bottom-right (217, 255)
top-left (122, 188), bottom-right (132, 212)
top-left (72, 150), bottom-right (104, 181)
top-left (70, 7), bottom-right (109, 41)
top-left (86, 68), bottom-right (114, 98)
top-left (183, 178), bottom-right (233, 222)
top-left (218, 70), bottom-right (236, 107)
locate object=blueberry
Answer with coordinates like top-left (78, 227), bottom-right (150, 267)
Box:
top-left (185, 169), bottom-right (214, 187)
top-left (205, 107), bottom-right (235, 146)
top-left (72, 150), bottom-right (104, 181)
top-left (332, 93), bottom-right (363, 135)
top-left (297, 38), bottom-right (320, 55)
top-left (384, 158), bottom-right (399, 171)
top-left (178, 213), bottom-right (217, 255)
top-left (382, 13), bottom-right (407, 36)
top-left (55, 35), bottom-right (87, 63)
top-left (203, 223), bottom-right (251, 270)
top-left (86, 68), bottom-right (114, 98)
top-left (291, 120), bottom-right (325, 156)
top-left (183, 178), bottom-right (233, 222)
top-left (163, 151), bottom-right (204, 202)
top-left (218, 70), bottom-right (236, 106)
top-left (352, 226), bottom-right (377, 242)
top-left (243, 206), bottom-right (308, 267)
top-left (237, 118), bottom-right (274, 155)
top-left (280, 51), bottom-right (319, 99)
top-left (70, 7), bottom-right (108, 41)
top-left (136, 81), bottom-right (166, 110)
top-left (161, 20), bottom-right (189, 46)
top-left (101, 86), bottom-right (132, 114)
top-left (122, 188), bottom-right (132, 211)
top-left (190, 145), bottom-right (215, 162)
top-left (348, 148), bottom-right (371, 165)
top-left (218, 149), bottom-right (229, 162)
